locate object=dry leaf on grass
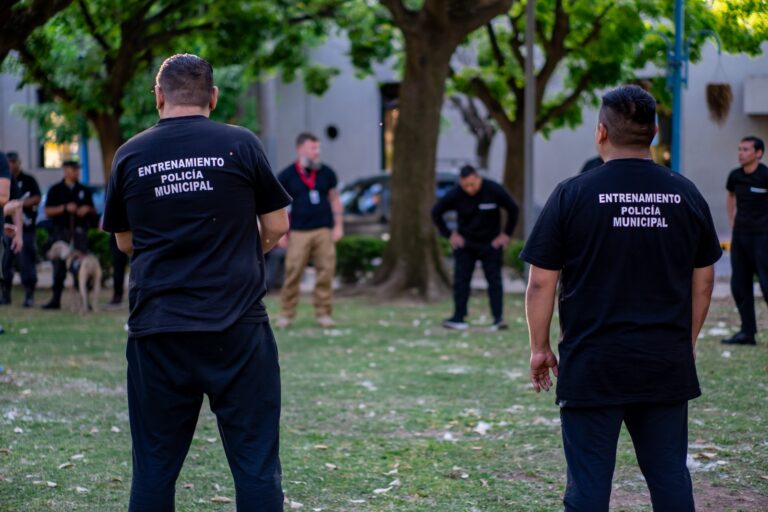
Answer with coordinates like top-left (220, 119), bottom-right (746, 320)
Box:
top-left (110, 426), bottom-right (121, 433)
top-left (210, 496), bottom-right (232, 503)
top-left (74, 486), bottom-right (89, 493)
top-left (58, 462), bottom-right (74, 470)
top-left (324, 463), bottom-right (338, 470)
top-left (183, 482), bottom-right (194, 489)
top-left (313, 444), bottom-right (328, 450)
top-left (373, 486), bottom-right (392, 494)
top-left (0, 448), bottom-right (11, 455)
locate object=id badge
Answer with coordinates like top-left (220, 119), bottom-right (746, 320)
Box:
top-left (309, 190), bottom-right (321, 205)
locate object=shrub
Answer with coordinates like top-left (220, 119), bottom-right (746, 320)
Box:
top-left (336, 235), bottom-right (387, 284)
top-left (504, 239), bottom-right (526, 276)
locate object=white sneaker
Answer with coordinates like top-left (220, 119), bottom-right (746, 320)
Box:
top-left (442, 319), bottom-right (469, 330)
top-left (275, 316), bottom-right (292, 329)
top-left (316, 315), bottom-right (336, 328)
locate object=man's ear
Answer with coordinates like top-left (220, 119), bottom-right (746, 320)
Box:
top-left (155, 85), bottom-right (165, 111)
top-left (209, 86), bottom-right (219, 112)
top-left (596, 122), bottom-right (609, 145)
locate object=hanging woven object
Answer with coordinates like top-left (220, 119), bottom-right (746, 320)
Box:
top-left (706, 83), bottom-right (733, 124)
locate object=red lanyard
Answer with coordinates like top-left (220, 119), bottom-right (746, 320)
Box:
top-left (295, 161), bottom-right (317, 190)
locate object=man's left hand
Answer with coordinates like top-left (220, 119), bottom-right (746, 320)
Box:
top-left (333, 225), bottom-right (344, 242)
top-left (76, 205), bottom-right (92, 217)
top-left (491, 233), bottom-right (511, 249)
top-left (11, 233), bottom-right (23, 254)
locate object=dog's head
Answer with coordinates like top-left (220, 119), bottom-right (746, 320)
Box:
top-left (47, 241), bottom-right (72, 261)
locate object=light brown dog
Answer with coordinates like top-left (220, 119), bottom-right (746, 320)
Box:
top-left (47, 241), bottom-right (102, 312)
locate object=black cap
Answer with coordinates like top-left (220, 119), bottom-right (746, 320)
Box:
top-left (62, 160), bottom-right (81, 168)
top-left (6, 151), bottom-right (19, 161)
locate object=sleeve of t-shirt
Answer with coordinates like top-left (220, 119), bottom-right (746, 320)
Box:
top-left (82, 187), bottom-right (95, 207)
top-left (326, 166), bottom-right (339, 190)
top-left (520, 183), bottom-right (566, 270)
top-left (693, 193), bottom-right (723, 268)
top-left (726, 171), bottom-right (735, 193)
top-left (431, 187), bottom-right (457, 238)
top-left (28, 176), bottom-right (41, 198)
top-left (249, 137), bottom-right (292, 215)
top-left (102, 158), bottom-right (130, 233)
top-left (45, 186), bottom-right (63, 207)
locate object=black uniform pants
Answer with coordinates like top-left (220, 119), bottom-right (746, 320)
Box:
top-left (126, 321), bottom-right (283, 512)
top-left (560, 402), bottom-right (693, 512)
top-left (2, 230), bottom-right (38, 292)
top-left (730, 231), bottom-right (768, 334)
top-left (452, 244), bottom-right (503, 322)
top-left (110, 235), bottom-right (128, 300)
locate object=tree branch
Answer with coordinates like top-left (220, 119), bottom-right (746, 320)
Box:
top-left (576, 5), bottom-right (612, 49)
top-left (454, 0), bottom-right (514, 35)
top-left (507, 14), bottom-right (525, 70)
top-left (536, 70), bottom-right (591, 130)
top-left (17, 43), bottom-right (79, 107)
top-left (142, 22), bottom-right (216, 47)
top-left (0, 0), bottom-right (73, 62)
top-left (380, 0), bottom-right (418, 33)
top-left (77, 0), bottom-right (111, 54)
top-left (144, 0), bottom-right (188, 27)
top-left (535, 0), bottom-right (569, 108)
top-left (485, 23), bottom-right (507, 69)
top-left (470, 77), bottom-right (515, 133)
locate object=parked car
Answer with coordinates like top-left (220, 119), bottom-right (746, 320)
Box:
top-left (341, 172), bottom-right (458, 237)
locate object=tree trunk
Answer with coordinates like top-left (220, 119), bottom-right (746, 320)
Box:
top-left (374, 36), bottom-right (454, 299)
top-left (502, 122), bottom-right (525, 239)
top-left (91, 113), bottom-right (124, 183)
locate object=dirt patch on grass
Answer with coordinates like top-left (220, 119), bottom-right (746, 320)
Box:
top-left (610, 479), bottom-right (768, 511)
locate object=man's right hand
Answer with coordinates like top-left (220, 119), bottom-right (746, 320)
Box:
top-left (530, 350), bottom-right (559, 393)
top-left (449, 231), bottom-right (465, 249)
top-left (66, 202), bottom-right (78, 213)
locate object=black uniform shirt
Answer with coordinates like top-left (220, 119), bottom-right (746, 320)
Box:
top-left (726, 163), bottom-right (768, 233)
top-left (278, 163), bottom-right (338, 231)
top-left (103, 115), bottom-right (291, 338)
top-left (0, 153), bottom-right (8, 181)
top-left (12, 171), bottom-right (41, 231)
top-left (432, 179), bottom-right (519, 244)
top-left (521, 159), bottom-right (722, 407)
top-left (45, 180), bottom-right (94, 231)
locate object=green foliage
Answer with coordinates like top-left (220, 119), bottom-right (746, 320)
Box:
top-left (86, 228), bottom-right (112, 278)
top-left (335, 235), bottom-right (387, 284)
top-left (504, 239), bottom-right (526, 275)
top-left (35, 227), bottom-right (49, 258)
top-left (438, 236), bottom-right (453, 258)
top-left (12, 0), bottom-right (345, 173)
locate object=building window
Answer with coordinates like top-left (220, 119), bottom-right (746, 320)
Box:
top-left (40, 112), bottom-right (80, 169)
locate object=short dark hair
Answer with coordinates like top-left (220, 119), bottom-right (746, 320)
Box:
top-left (459, 165), bottom-right (478, 178)
top-left (742, 135), bottom-right (765, 155)
top-left (62, 160), bottom-right (80, 169)
top-left (599, 85), bottom-right (657, 148)
top-left (295, 132), bottom-right (319, 147)
top-left (6, 151), bottom-right (19, 161)
top-left (156, 54), bottom-right (214, 108)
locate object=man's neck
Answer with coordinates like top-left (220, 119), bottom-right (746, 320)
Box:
top-left (742, 160), bottom-right (760, 174)
top-left (159, 106), bottom-right (210, 119)
top-left (64, 178), bottom-right (77, 187)
top-left (601, 147), bottom-right (653, 162)
top-left (11, 169), bottom-right (20, 178)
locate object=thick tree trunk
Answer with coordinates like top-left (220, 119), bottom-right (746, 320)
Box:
top-left (502, 122), bottom-right (525, 239)
top-left (91, 113), bottom-right (124, 183)
top-left (374, 36), bottom-right (455, 299)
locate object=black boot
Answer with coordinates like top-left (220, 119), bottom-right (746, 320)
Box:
top-left (23, 286), bottom-right (34, 308)
top-left (721, 331), bottom-right (756, 346)
top-left (42, 290), bottom-right (62, 310)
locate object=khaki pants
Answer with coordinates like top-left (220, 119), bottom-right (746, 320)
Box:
top-left (280, 228), bottom-right (336, 319)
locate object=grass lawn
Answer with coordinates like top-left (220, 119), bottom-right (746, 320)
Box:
top-left (1, 291), bottom-right (767, 511)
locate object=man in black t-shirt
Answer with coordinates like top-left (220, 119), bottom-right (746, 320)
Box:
top-left (103, 54), bottom-right (290, 511)
top-left (276, 132), bottom-right (343, 328)
top-left (722, 136), bottom-right (767, 346)
top-left (521, 86), bottom-right (721, 512)
top-left (432, 165), bottom-right (518, 330)
top-left (1, 152), bottom-right (41, 307)
top-left (41, 160), bottom-right (96, 309)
